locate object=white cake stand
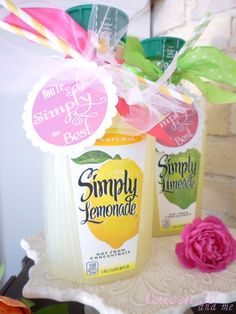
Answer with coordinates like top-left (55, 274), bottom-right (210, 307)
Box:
top-left (21, 230), bottom-right (236, 314)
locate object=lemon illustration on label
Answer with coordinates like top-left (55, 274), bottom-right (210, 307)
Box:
top-left (72, 151), bottom-right (143, 249)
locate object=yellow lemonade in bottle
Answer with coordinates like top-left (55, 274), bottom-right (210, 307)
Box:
top-left (44, 114), bottom-right (155, 284)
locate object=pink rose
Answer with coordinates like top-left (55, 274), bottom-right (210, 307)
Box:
top-left (175, 216), bottom-right (236, 272)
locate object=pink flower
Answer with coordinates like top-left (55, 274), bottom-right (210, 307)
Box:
top-left (175, 216), bottom-right (236, 272)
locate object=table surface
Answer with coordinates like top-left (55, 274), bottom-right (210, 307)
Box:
top-left (8, 232), bottom-right (235, 314)
top-left (1, 258), bottom-right (236, 314)
top-left (2, 257), bottom-right (236, 314)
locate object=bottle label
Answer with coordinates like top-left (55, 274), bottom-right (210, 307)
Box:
top-left (155, 139), bottom-right (202, 233)
top-left (69, 133), bottom-right (146, 278)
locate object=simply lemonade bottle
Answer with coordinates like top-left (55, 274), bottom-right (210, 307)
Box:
top-left (150, 90), bottom-right (205, 236)
top-left (44, 114), bottom-right (155, 284)
top-left (141, 36), bottom-right (205, 236)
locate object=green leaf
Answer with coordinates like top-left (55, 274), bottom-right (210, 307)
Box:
top-left (72, 150), bottom-right (112, 165)
top-left (113, 154), bottom-right (121, 160)
top-left (33, 303), bottom-right (69, 314)
top-left (19, 298), bottom-right (35, 308)
top-left (0, 264), bottom-right (5, 281)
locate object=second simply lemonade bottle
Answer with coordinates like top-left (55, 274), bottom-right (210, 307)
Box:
top-left (141, 37), bottom-right (205, 236)
top-left (44, 114), bottom-right (155, 284)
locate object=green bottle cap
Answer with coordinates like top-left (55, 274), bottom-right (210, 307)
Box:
top-left (66, 4), bottom-right (129, 42)
top-left (141, 36), bottom-right (185, 71)
top-left (66, 4), bottom-right (92, 30)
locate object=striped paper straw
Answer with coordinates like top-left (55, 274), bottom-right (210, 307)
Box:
top-left (144, 13), bottom-right (211, 96)
top-left (178, 12), bottom-right (211, 56)
top-left (0, 20), bottom-right (61, 52)
top-left (136, 75), bottom-right (192, 105)
top-left (158, 85), bottom-right (192, 105)
top-left (0, 0), bottom-right (84, 61)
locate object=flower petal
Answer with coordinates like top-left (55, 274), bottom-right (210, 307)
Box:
top-left (181, 224), bottom-right (194, 241)
top-left (0, 296), bottom-right (31, 314)
top-left (192, 217), bottom-right (202, 227)
top-left (204, 215), bottom-right (224, 226)
top-left (175, 242), bottom-right (195, 269)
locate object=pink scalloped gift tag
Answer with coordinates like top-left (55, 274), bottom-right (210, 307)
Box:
top-left (150, 98), bottom-right (204, 154)
top-left (23, 60), bottom-right (118, 156)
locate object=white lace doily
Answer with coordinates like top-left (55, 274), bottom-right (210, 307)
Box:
top-left (21, 231), bottom-right (236, 314)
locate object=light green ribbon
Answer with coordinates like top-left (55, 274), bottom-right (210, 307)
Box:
top-left (124, 37), bottom-right (236, 104)
top-left (123, 37), bottom-right (163, 80)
